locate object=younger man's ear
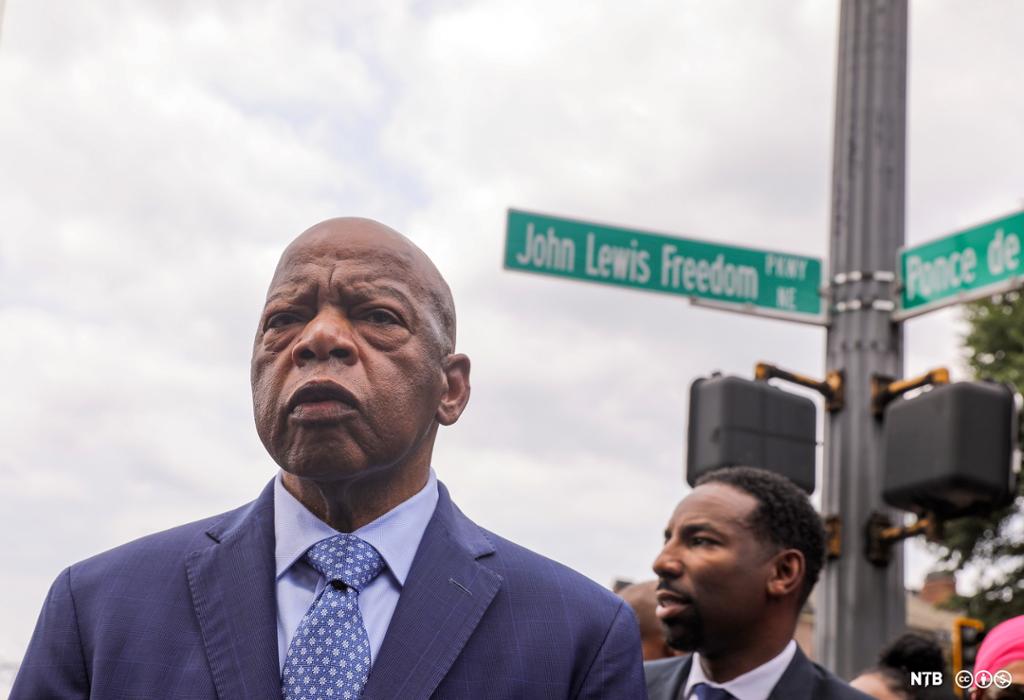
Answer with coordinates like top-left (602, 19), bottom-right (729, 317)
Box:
top-left (766, 549), bottom-right (805, 599)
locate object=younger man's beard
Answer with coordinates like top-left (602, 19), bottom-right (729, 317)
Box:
top-left (662, 604), bottom-right (704, 653)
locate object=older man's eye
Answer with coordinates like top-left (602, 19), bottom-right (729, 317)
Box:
top-left (266, 312), bottom-right (302, 329)
top-left (364, 309), bottom-right (400, 325)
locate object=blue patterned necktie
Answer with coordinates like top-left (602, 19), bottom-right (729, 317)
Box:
top-left (692, 682), bottom-right (735, 700)
top-left (282, 534), bottom-right (385, 700)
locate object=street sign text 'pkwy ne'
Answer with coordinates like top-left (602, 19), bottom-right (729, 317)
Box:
top-left (504, 209), bottom-right (824, 323)
top-left (898, 210), bottom-right (1024, 319)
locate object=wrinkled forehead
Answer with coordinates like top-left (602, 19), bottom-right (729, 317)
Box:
top-left (267, 220), bottom-right (440, 297)
top-left (270, 247), bottom-right (421, 295)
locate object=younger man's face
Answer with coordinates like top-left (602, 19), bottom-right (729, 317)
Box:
top-left (652, 483), bottom-right (777, 657)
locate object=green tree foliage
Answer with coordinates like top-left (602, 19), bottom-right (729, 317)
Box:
top-left (938, 292), bottom-right (1024, 627)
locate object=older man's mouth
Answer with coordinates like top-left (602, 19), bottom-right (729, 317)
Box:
top-left (288, 380), bottom-right (359, 423)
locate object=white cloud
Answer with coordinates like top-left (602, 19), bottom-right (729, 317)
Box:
top-left (2, 0), bottom-right (1022, 674)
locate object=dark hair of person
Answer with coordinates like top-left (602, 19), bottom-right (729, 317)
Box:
top-left (694, 466), bottom-right (825, 604)
top-left (862, 632), bottom-right (954, 700)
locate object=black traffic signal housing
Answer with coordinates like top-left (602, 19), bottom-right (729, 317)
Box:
top-left (687, 374), bottom-right (817, 493)
top-left (952, 616), bottom-right (986, 696)
top-left (883, 381), bottom-right (1018, 519)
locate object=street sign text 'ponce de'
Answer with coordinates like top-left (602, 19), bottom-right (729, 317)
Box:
top-left (899, 210), bottom-right (1024, 317)
top-left (504, 209), bottom-right (823, 320)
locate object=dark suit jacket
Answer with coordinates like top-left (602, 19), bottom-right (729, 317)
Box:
top-left (644, 646), bottom-right (873, 700)
top-left (13, 480), bottom-right (645, 699)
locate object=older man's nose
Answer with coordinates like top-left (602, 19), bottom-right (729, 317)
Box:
top-left (291, 309), bottom-right (358, 366)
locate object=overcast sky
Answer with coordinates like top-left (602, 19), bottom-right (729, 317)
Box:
top-left (2, 0), bottom-right (1023, 670)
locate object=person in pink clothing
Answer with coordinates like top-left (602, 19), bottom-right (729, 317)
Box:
top-left (973, 615), bottom-right (1024, 699)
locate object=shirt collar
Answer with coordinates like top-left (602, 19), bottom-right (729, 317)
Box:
top-left (683, 640), bottom-right (797, 700)
top-left (273, 468), bottom-right (440, 586)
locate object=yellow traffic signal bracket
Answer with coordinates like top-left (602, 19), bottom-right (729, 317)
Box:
top-left (754, 362), bottom-right (844, 412)
top-left (870, 366), bottom-right (950, 416)
top-left (952, 616), bottom-right (985, 699)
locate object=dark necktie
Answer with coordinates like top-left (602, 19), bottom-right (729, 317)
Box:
top-left (281, 534), bottom-right (384, 700)
top-left (692, 681), bottom-right (736, 700)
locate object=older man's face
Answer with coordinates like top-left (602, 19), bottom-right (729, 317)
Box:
top-left (250, 221), bottom-right (453, 481)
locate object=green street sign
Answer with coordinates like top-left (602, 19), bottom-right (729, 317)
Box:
top-left (897, 210), bottom-right (1024, 319)
top-left (504, 209), bottom-right (824, 323)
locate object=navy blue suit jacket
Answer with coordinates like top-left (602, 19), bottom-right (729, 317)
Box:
top-left (13, 481), bottom-right (645, 699)
top-left (644, 647), bottom-right (872, 700)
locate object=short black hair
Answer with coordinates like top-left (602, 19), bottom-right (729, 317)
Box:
top-left (695, 466), bottom-right (825, 604)
top-left (859, 632), bottom-right (951, 700)
top-left (879, 631), bottom-right (946, 675)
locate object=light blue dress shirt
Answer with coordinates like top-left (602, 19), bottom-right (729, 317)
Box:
top-left (273, 469), bottom-right (440, 672)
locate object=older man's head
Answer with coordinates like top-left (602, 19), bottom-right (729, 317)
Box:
top-left (250, 218), bottom-right (470, 497)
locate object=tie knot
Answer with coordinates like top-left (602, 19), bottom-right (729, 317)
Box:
top-left (305, 534), bottom-right (384, 591)
top-left (693, 683), bottom-right (734, 700)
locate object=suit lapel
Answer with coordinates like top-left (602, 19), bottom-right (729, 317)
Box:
top-left (186, 481), bottom-right (282, 700)
top-left (361, 483), bottom-right (502, 700)
top-left (651, 648), bottom-right (811, 700)
top-left (768, 645), bottom-right (817, 700)
top-left (648, 656), bottom-right (692, 700)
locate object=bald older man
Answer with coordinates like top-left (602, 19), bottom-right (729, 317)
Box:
top-left (13, 219), bottom-right (646, 699)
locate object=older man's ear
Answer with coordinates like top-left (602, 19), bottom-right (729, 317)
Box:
top-left (436, 353), bottom-right (471, 426)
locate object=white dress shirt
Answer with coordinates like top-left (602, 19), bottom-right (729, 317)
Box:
top-left (273, 469), bottom-right (439, 672)
top-left (682, 640), bottom-right (797, 700)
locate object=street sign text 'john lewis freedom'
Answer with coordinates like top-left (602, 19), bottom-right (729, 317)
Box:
top-left (504, 209), bottom-right (824, 322)
top-left (898, 210), bottom-right (1024, 319)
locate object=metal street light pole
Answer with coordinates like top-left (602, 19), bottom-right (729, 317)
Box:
top-left (816, 0), bottom-right (909, 678)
